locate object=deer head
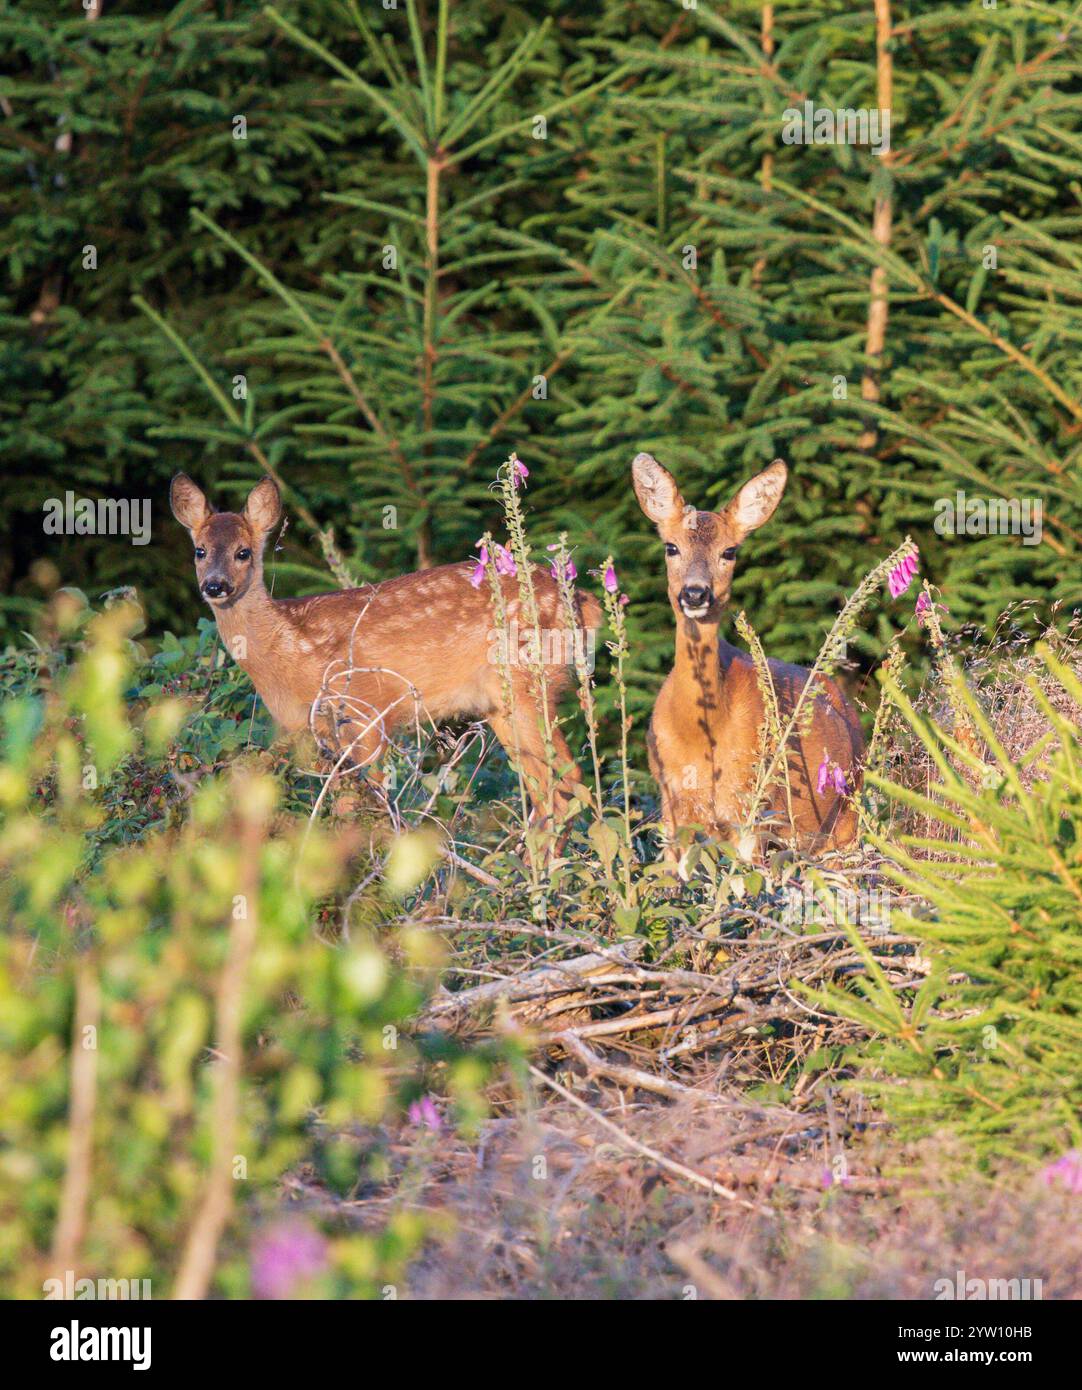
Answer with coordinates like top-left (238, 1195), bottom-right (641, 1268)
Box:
top-left (169, 474), bottom-right (282, 608)
top-left (632, 453), bottom-right (788, 623)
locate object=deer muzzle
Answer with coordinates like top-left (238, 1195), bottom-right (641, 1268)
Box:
top-left (678, 583), bottom-right (713, 619)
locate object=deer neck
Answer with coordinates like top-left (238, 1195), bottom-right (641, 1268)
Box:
top-left (211, 574), bottom-right (282, 667)
top-left (671, 614), bottom-right (728, 722)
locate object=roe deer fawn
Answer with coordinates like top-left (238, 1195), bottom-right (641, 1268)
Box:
top-left (632, 453), bottom-right (863, 857)
top-left (170, 474), bottom-right (602, 826)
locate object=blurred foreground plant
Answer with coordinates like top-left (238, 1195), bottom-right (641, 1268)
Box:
top-left (0, 594), bottom-right (453, 1298)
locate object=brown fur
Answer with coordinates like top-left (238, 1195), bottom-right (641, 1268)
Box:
top-left (170, 474), bottom-right (602, 825)
top-left (633, 453), bottom-right (862, 857)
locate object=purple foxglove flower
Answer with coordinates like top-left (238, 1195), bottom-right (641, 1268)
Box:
top-left (493, 544), bottom-right (517, 577)
top-left (816, 757), bottom-right (830, 795)
top-left (550, 555), bottom-right (577, 583)
top-left (915, 590), bottom-right (931, 619)
top-left (603, 563), bottom-right (618, 594)
top-left (832, 766), bottom-right (849, 795)
top-left (887, 547), bottom-right (920, 600)
top-left (510, 455), bottom-right (529, 489)
top-left (468, 542), bottom-right (489, 588)
top-left (1042, 1150), bottom-right (1082, 1194)
top-left (408, 1095), bottom-right (442, 1131)
top-left (251, 1220), bottom-right (328, 1300)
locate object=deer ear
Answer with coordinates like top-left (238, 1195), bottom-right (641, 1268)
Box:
top-left (243, 477), bottom-right (282, 534)
top-left (170, 474), bottom-right (212, 533)
top-left (632, 453), bottom-right (684, 526)
top-left (726, 459), bottom-right (788, 539)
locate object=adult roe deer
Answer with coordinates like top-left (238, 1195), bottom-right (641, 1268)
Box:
top-left (632, 453), bottom-right (863, 857)
top-left (170, 474), bottom-right (602, 825)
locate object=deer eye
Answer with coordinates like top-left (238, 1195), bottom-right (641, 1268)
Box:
top-left (721, 546), bottom-right (738, 561)
top-left (664, 543), bottom-right (680, 558)
top-left (194, 547), bottom-right (206, 560)
top-left (235, 547), bottom-right (252, 562)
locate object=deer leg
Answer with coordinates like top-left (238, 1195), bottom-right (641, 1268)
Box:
top-left (646, 725), bottom-right (679, 865)
top-left (486, 704), bottom-right (587, 832)
top-left (544, 721), bottom-right (591, 824)
top-left (659, 811), bottom-right (679, 866)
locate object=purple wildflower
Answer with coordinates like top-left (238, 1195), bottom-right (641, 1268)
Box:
top-left (408, 1094), bottom-right (442, 1132)
top-left (468, 541), bottom-right (489, 589)
top-left (1042, 1150), bottom-right (1082, 1194)
top-left (493, 543), bottom-right (517, 577)
top-left (251, 1220), bottom-right (328, 1300)
top-left (603, 563), bottom-right (618, 594)
top-left (510, 455), bottom-right (529, 489)
top-left (547, 548), bottom-right (577, 583)
top-left (915, 590), bottom-right (931, 620)
top-left (887, 549), bottom-right (919, 600)
top-left (817, 757), bottom-right (849, 796)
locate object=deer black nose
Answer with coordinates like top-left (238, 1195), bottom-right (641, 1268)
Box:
top-left (202, 578), bottom-right (231, 599)
top-left (679, 584), bottom-right (712, 610)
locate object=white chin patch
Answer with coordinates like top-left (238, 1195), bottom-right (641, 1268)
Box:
top-left (681, 603), bottom-right (710, 620)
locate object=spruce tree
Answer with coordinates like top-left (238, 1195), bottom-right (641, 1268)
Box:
top-left (3, 0), bottom-right (1079, 733)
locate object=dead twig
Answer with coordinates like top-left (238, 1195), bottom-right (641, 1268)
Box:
top-left (526, 1063), bottom-right (756, 1209)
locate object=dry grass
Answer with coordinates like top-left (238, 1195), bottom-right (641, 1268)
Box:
top-left (285, 1087), bottom-right (1082, 1300)
top-left (880, 602), bottom-right (1082, 843)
